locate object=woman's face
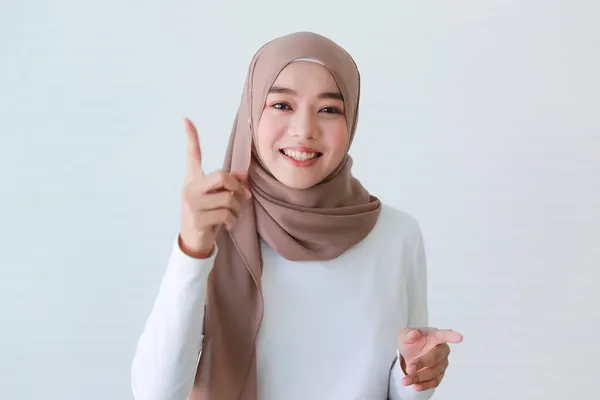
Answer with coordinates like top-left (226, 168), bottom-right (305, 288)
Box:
top-left (254, 61), bottom-right (349, 189)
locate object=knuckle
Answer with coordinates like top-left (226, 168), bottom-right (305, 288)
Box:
top-left (219, 209), bottom-right (229, 220)
top-left (223, 193), bottom-right (237, 210)
top-left (423, 370), bottom-right (432, 381)
top-left (226, 191), bottom-right (236, 203)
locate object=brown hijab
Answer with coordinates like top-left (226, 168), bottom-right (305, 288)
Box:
top-left (190, 31), bottom-right (382, 400)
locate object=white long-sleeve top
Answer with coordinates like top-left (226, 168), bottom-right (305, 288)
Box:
top-left (131, 204), bottom-right (436, 400)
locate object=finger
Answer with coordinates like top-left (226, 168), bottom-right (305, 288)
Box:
top-left (434, 329), bottom-right (463, 344)
top-left (199, 170), bottom-right (251, 199)
top-left (194, 208), bottom-right (238, 231)
top-left (413, 372), bottom-right (445, 392)
top-left (399, 328), bottom-right (422, 345)
top-left (192, 191), bottom-right (242, 216)
top-left (185, 118), bottom-right (204, 179)
top-left (407, 343), bottom-right (450, 373)
top-left (231, 172), bottom-right (252, 200)
top-left (231, 171), bottom-right (248, 181)
top-left (404, 357), bottom-right (448, 385)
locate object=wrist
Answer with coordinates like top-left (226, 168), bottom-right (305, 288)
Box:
top-left (178, 233), bottom-right (214, 259)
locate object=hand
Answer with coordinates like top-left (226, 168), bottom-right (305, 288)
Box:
top-left (179, 118), bottom-right (251, 258)
top-left (398, 327), bottom-right (463, 392)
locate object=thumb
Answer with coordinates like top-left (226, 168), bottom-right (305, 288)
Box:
top-left (399, 328), bottom-right (422, 345)
top-left (184, 117), bottom-right (204, 179)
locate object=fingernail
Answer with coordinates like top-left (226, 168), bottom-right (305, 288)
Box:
top-left (402, 377), bottom-right (413, 386)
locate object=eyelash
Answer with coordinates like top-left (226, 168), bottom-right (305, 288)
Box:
top-left (272, 102), bottom-right (343, 114)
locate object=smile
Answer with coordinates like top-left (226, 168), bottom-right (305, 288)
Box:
top-left (279, 149), bottom-right (323, 161)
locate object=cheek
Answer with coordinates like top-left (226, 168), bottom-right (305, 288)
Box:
top-left (255, 113), bottom-right (286, 158)
top-left (324, 121), bottom-right (350, 156)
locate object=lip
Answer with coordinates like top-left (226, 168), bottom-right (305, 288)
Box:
top-left (279, 146), bottom-right (323, 168)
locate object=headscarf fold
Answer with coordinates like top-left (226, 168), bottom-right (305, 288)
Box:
top-left (190, 31), bottom-right (381, 400)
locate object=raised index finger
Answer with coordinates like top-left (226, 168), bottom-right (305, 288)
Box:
top-left (434, 329), bottom-right (463, 344)
top-left (184, 118), bottom-right (203, 178)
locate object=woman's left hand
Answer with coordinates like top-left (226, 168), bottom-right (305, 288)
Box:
top-left (397, 328), bottom-right (463, 391)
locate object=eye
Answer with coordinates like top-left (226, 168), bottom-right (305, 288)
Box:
top-left (272, 102), bottom-right (292, 111)
top-left (320, 106), bottom-right (343, 114)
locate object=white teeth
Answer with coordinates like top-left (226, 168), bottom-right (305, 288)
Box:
top-left (282, 149), bottom-right (318, 161)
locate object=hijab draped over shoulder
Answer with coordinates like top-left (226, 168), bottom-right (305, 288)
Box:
top-left (190, 31), bottom-right (381, 400)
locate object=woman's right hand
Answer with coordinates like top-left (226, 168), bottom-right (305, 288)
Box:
top-left (179, 118), bottom-right (251, 258)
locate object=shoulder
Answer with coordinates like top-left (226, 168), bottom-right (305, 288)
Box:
top-left (374, 203), bottom-right (424, 244)
top-left (354, 202), bottom-right (425, 257)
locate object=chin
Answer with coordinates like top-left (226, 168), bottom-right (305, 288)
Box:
top-left (274, 173), bottom-right (322, 190)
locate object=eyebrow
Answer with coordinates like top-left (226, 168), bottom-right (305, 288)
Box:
top-left (269, 86), bottom-right (344, 100)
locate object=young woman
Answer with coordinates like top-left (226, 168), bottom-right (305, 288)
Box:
top-left (131, 31), bottom-right (463, 400)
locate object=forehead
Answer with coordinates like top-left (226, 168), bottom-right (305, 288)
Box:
top-left (271, 61), bottom-right (340, 92)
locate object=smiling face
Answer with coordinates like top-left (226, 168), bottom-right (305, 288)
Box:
top-left (254, 60), bottom-right (350, 189)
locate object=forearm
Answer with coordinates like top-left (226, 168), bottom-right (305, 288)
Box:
top-left (131, 237), bottom-right (216, 400)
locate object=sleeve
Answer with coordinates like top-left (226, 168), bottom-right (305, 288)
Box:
top-left (131, 235), bottom-right (216, 400)
top-left (388, 222), bottom-right (436, 400)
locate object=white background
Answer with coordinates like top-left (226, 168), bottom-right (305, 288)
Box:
top-left (1, 1), bottom-right (599, 399)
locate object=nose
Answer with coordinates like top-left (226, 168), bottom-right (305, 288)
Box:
top-left (289, 108), bottom-right (318, 139)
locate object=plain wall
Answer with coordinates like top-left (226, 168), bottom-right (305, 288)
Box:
top-left (1, 0), bottom-right (598, 399)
